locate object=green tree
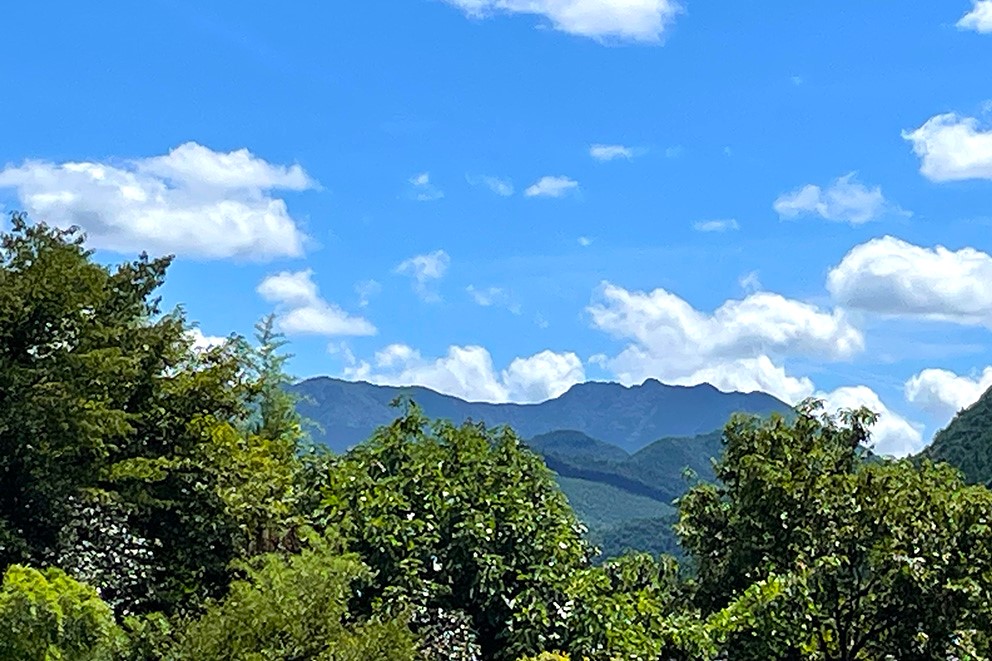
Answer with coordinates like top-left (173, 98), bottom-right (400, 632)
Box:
top-left (0, 214), bottom-right (306, 617)
top-left (677, 400), bottom-right (992, 660)
top-left (319, 403), bottom-right (593, 660)
top-left (176, 533), bottom-right (416, 661)
top-left (562, 552), bottom-right (712, 660)
top-left (0, 564), bottom-right (122, 661)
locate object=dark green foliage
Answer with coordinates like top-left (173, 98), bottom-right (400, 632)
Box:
top-left (319, 403), bottom-right (593, 660)
top-left (527, 430), bottom-right (630, 464)
top-left (0, 215), bottom-right (313, 620)
top-left (589, 515), bottom-right (682, 562)
top-left (530, 431), bottom-right (721, 560)
top-left (923, 384), bottom-right (992, 485)
top-left (0, 214), bottom-right (253, 614)
top-left (678, 400), bottom-right (992, 659)
top-left (540, 431), bottom-right (722, 505)
top-left (554, 477), bottom-right (674, 530)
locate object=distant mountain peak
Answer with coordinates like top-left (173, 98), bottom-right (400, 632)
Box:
top-left (291, 376), bottom-right (792, 454)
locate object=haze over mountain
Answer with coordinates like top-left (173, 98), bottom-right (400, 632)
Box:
top-left (291, 376), bottom-right (791, 454)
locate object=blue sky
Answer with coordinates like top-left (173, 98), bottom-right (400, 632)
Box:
top-left (3, 0), bottom-right (992, 456)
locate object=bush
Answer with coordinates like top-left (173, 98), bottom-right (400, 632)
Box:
top-left (0, 564), bottom-right (122, 660)
top-left (176, 533), bottom-right (417, 661)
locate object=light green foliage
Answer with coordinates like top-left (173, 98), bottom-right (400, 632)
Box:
top-left (177, 533), bottom-right (417, 661)
top-left (562, 553), bottom-right (712, 660)
top-left (516, 653), bottom-right (570, 661)
top-left (320, 402), bottom-right (593, 660)
top-left (678, 399), bottom-right (992, 659)
top-left (0, 565), bottom-right (122, 661)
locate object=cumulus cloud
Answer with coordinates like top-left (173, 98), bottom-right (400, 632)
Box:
top-left (905, 366), bottom-right (992, 421)
top-left (409, 172), bottom-right (444, 201)
top-left (443, 0), bottom-right (681, 42)
top-left (395, 250), bottom-right (450, 301)
top-left (671, 356), bottom-right (816, 405)
top-left (0, 142), bottom-right (313, 260)
top-left (773, 172), bottom-right (904, 224)
top-left (467, 174), bottom-right (514, 196)
top-left (903, 113), bottom-right (992, 181)
top-left (590, 144), bottom-right (634, 161)
top-left (958, 1), bottom-right (992, 33)
top-left (343, 343), bottom-right (585, 403)
top-left (187, 327), bottom-right (229, 353)
top-left (525, 175), bottom-right (579, 198)
top-left (693, 219), bottom-right (739, 232)
top-left (827, 236), bottom-right (992, 326)
top-left (257, 270), bottom-right (376, 336)
top-left (587, 283), bottom-right (863, 404)
top-left (817, 386), bottom-right (925, 457)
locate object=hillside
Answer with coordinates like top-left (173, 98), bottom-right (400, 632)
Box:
top-left (291, 376), bottom-right (790, 454)
top-left (924, 384), bottom-right (992, 485)
top-left (540, 430), bottom-right (723, 560)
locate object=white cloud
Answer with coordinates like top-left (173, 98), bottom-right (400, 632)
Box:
top-left (903, 113), bottom-right (992, 181)
top-left (693, 219), bottom-right (739, 232)
top-left (587, 283), bottom-right (863, 404)
top-left (187, 327), bottom-right (229, 353)
top-left (395, 250), bottom-right (450, 301)
top-left (466, 285), bottom-right (521, 313)
top-left (257, 270), bottom-right (376, 336)
top-left (590, 144), bottom-right (634, 161)
top-left (827, 236), bottom-right (992, 326)
top-left (410, 172), bottom-right (444, 201)
top-left (673, 356), bottom-right (816, 405)
top-left (739, 270), bottom-right (762, 293)
top-left (773, 172), bottom-right (903, 224)
top-left (578, 236), bottom-right (593, 247)
top-left (467, 174), bottom-right (514, 196)
top-left (0, 142), bottom-right (313, 260)
top-left (958, 1), bottom-right (992, 33)
top-left (355, 279), bottom-right (382, 308)
top-left (504, 350), bottom-right (586, 402)
top-left (817, 386), bottom-right (925, 457)
top-left (443, 0), bottom-right (681, 43)
top-left (343, 344), bottom-right (585, 403)
top-left (905, 366), bottom-right (992, 421)
top-left (525, 175), bottom-right (579, 198)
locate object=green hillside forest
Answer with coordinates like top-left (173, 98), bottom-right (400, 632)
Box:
top-left (924, 384), bottom-right (992, 485)
top-left (5, 214), bottom-right (992, 659)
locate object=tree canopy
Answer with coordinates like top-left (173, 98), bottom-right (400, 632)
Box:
top-left (3, 212), bottom-right (992, 660)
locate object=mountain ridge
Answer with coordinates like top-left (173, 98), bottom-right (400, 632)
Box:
top-left (291, 376), bottom-right (792, 454)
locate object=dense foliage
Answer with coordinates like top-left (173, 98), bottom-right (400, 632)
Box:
top-left (4, 213), bottom-right (992, 660)
top-left (923, 383), bottom-right (992, 485)
top-left (318, 405), bottom-right (593, 660)
top-left (678, 401), bottom-right (992, 659)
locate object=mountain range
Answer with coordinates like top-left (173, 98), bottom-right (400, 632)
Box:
top-left (290, 377), bottom-right (790, 454)
top-left (290, 377), bottom-right (792, 558)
